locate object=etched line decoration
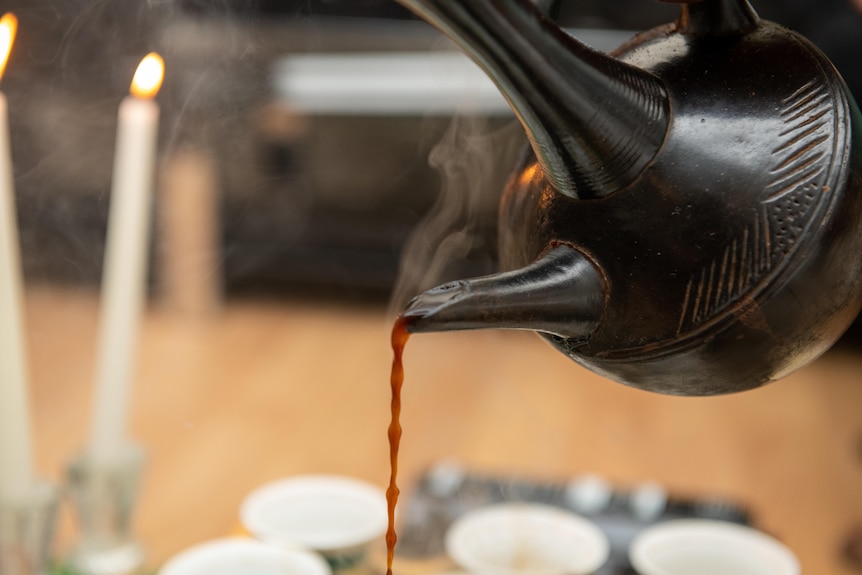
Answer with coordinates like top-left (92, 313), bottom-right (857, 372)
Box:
top-left (766, 80), bottom-right (832, 201)
top-left (678, 209), bottom-right (772, 335)
top-left (677, 78), bottom-right (835, 335)
top-left (767, 77), bottom-right (835, 262)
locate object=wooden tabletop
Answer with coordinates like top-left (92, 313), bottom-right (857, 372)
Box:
top-left (24, 286), bottom-right (862, 574)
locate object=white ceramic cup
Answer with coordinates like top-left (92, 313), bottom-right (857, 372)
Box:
top-left (444, 502), bottom-right (610, 575)
top-left (240, 475), bottom-right (388, 575)
top-left (629, 519), bottom-right (800, 575)
top-left (158, 537), bottom-right (332, 575)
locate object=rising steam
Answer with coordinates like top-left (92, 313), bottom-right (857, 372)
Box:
top-left (388, 111), bottom-right (523, 316)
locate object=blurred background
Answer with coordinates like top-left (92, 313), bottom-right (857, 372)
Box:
top-left (4, 0), bottom-right (861, 304)
top-left (3, 1), bottom-right (862, 574)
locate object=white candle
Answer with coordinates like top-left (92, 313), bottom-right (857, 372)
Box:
top-left (0, 12), bottom-right (33, 501)
top-left (89, 53), bottom-right (164, 463)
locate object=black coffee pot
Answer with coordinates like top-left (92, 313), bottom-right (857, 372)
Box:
top-left (397, 0), bottom-right (862, 395)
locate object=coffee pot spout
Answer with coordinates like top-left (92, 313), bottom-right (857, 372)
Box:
top-left (402, 245), bottom-right (606, 341)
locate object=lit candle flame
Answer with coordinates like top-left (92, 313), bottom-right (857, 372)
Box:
top-left (0, 13), bottom-right (18, 82)
top-left (130, 52), bottom-right (164, 99)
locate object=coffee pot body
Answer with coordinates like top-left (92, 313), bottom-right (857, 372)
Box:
top-left (398, 0), bottom-right (862, 395)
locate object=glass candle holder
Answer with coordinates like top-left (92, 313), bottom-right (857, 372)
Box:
top-left (65, 445), bottom-right (145, 575)
top-left (0, 481), bottom-right (59, 575)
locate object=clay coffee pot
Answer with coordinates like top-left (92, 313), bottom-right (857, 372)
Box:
top-left (396, 0), bottom-right (862, 395)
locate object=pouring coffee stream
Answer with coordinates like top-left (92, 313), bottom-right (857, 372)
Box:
top-left (393, 0), bottom-right (862, 396)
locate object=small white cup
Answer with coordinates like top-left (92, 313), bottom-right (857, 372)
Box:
top-left (629, 519), bottom-right (800, 575)
top-left (240, 475), bottom-right (388, 575)
top-left (444, 503), bottom-right (610, 575)
top-left (159, 537), bottom-right (332, 575)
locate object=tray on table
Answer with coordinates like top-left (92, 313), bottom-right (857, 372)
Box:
top-left (396, 462), bottom-right (751, 575)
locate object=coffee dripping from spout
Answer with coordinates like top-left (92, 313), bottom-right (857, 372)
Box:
top-left (396, 0), bottom-right (862, 395)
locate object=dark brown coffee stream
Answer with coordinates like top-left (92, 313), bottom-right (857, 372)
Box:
top-left (386, 315), bottom-right (411, 575)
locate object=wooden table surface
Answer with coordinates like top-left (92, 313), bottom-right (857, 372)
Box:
top-left (23, 285), bottom-right (862, 574)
